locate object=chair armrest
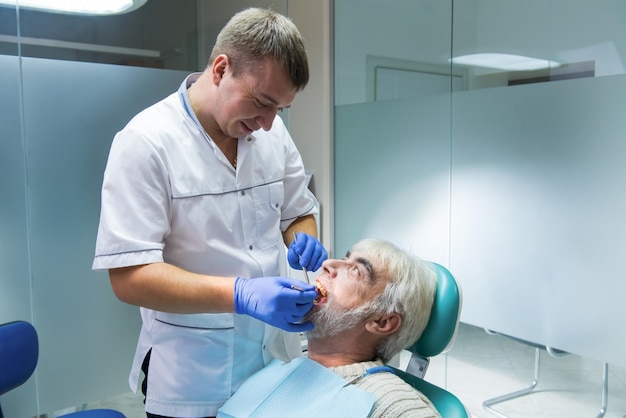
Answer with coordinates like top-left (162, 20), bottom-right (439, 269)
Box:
top-left (391, 366), bottom-right (469, 418)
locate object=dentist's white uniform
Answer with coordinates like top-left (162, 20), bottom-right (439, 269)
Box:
top-left (93, 74), bottom-right (318, 417)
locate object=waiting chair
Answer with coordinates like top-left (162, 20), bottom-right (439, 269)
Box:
top-left (0, 320), bottom-right (125, 418)
top-left (389, 262), bottom-right (469, 418)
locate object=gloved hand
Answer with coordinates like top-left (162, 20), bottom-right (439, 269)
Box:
top-left (233, 276), bottom-right (317, 332)
top-left (288, 233), bottom-right (328, 272)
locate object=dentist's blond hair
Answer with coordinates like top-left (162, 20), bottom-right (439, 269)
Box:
top-left (209, 7), bottom-right (309, 91)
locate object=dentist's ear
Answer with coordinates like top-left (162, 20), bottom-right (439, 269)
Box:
top-left (365, 313), bottom-right (401, 336)
top-left (212, 54), bottom-right (229, 84)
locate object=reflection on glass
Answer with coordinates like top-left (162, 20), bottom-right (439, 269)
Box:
top-left (0, 2), bottom-right (17, 56)
top-left (0, 0), bottom-right (198, 70)
top-left (0, 0), bottom-right (147, 15)
top-left (452, 0), bottom-right (626, 90)
top-left (335, 0), bottom-right (626, 102)
top-left (334, 0), bottom-right (453, 105)
top-left (450, 53), bottom-right (561, 71)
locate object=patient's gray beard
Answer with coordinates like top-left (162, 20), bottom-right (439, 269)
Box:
top-left (304, 301), bottom-right (373, 340)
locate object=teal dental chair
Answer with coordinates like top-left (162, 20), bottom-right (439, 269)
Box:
top-left (0, 320), bottom-right (125, 418)
top-left (390, 262), bottom-right (469, 418)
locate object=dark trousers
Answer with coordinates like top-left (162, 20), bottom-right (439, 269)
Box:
top-left (141, 349), bottom-right (215, 418)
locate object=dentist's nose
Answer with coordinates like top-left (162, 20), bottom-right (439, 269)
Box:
top-left (257, 108), bottom-right (277, 131)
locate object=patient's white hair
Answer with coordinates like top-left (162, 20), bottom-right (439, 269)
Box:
top-left (352, 238), bottom-right (437, 363)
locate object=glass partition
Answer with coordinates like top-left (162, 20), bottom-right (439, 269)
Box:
top-left (334, 0), bottom-right (454, 259)
top-left (447, 0), bottom-right (626, 367)
top-left (23, 58), bottom-right (187, 412)
top-left (0, 0), bottom-right (195, 413)
top-left (335, 1), bottom-right (626, 415)
top-left (0, 0), bottom-right (198, 70)
top-left (0, 6), bottom-right (36, 417)
top-left (0, 0), bottom-right (284, 415)
top-left (334, 0), bottom-right (455, 106)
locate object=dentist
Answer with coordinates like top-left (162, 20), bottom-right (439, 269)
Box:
top-left (93, 8), bottom-right (326, 418)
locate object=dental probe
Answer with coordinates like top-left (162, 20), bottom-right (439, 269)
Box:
top-left (292, 232), bottom-right (311, 284)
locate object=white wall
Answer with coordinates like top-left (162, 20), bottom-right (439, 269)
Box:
top-left (288, 0), bottom-right (334, 253)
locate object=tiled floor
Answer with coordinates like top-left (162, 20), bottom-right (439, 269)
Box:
top-left (87, 323), bottom-right (626, 418)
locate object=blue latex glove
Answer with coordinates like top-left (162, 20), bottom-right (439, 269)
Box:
top-left (233, 276), bottom-right (317, 332)
top-left (287, 233), bottom-right (328, 272)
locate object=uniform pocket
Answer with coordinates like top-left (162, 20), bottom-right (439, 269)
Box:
top-left (251, 182), bottom-right (284, 250)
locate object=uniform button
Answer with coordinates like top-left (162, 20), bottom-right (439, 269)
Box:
top-left (275, 203), bottom-right (279, 208)
top-left (262, 345), bottom-right (267, 350)
top-left (241, 190), bottom-right (245, 196)
top-left (249, 245), bottom-right (253, 250)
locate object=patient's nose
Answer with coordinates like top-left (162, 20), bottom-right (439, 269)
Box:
top-left (321, 259), bottom-right (338, 277)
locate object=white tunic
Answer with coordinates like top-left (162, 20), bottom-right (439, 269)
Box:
top-left (93, 74), bottom-right (318, 417)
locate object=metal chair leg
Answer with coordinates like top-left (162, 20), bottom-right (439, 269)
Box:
top-left (483, 347), bottom-right (612, 418)
top-left (596, 362), bottom-right (608, 418)
top-left (483, 347), bottom-right (541, 418)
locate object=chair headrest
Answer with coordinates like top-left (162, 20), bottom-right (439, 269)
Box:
top-left (0, 320), bottom-right (39, 396)
top-left (406, 262), bottom-right (462, 358)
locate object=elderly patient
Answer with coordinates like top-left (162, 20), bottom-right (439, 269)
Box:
top-left (217, 238), bottom-right (441, 418)
top-left (303, 238), bottom-right (441, 418)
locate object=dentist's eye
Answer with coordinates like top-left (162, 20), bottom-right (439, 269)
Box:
top-left (254, 99), bottom-right (268, 108)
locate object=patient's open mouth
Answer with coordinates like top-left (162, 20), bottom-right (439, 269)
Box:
top-left (314, 280), bottom-right (328, 305)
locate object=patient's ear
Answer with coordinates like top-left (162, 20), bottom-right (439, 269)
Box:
top-left (365, 313), bottom-right (401, 336)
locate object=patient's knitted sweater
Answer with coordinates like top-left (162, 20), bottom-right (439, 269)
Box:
top-left (330, 360), bottom-right (442, 418)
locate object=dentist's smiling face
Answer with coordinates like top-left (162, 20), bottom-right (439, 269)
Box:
top-left (211, 55), bottom-right (296, 140)
top-left (305, 250), bottom-right (389, 339)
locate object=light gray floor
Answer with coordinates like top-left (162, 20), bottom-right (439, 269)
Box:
top-left (426, 324), bottom-right (626, 418)
top-left (88, 323), bottom-right (626, 418)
